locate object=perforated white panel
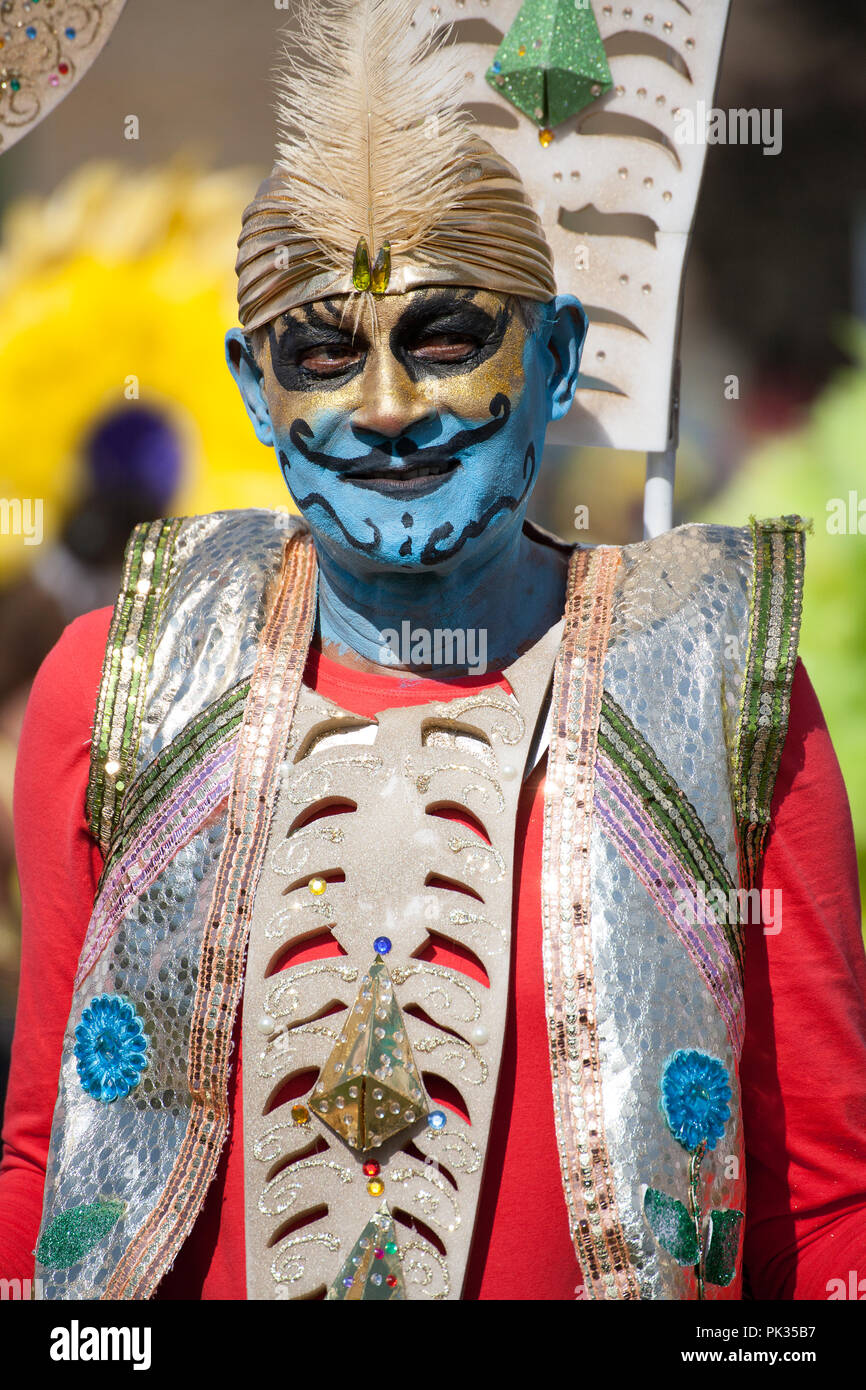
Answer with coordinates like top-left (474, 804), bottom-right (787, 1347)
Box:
top-left (419, 0), bottom-right (731, 451)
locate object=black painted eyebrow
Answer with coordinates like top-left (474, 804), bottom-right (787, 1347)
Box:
top-left (272, 309), bottom-right (363, 354)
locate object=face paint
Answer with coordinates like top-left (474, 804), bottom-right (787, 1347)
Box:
top-left (257, 288), bottom-right (552, 575)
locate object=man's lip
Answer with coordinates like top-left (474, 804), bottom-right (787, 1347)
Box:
top-left (340, 457), bottom-right (461, 495)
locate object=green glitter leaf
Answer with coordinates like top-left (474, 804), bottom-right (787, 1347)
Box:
top-left (704, 1208), bottom-right (744, 1286)
top-left (485, 0), bottom-right (612, 130)
top-left (643, 1187), bottom-right (699, 1265)
top-left (36, 1198), bottom-right (126, 1270)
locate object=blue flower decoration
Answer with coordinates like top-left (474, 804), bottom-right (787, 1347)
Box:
top-left (661, 1050), bottom-right (731, 1152)
top-left (74, 995), bottom-right (148, 1103)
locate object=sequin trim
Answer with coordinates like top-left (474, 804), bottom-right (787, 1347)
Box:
top-left (86, 519), bottom-right (183, 855)
top-left (74, 684), bottom-right (248, 989)
top-left (734, 517), bottom-right (807, 889)
top-left (101, 679), bottom-right (249, 879)
top-left (102, 529), bottom-right (318, 1299)
top-left (595, 757), bottom-right (744, 1053)
top-left (540, 544), bottom-right (641, 1300)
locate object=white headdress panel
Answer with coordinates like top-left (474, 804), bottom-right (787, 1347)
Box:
top-left (420, 1), bottom-right (731, 452)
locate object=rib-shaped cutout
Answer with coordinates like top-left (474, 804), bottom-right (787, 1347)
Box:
top-left (393, 1209), bottom-right (447, 1259)
top-left (295, 1285), bottom-right (327, 1300)
top-left (583, 304), bottom-right (648, 338)
top-left (288, 799), bottom-right (356, 835)
top-left (559, 203), bottom-right (659, 247)
top-left (268, 1204), bottom-right (328, 1249)
top-left (414, 930), bottom-right (490, 987)
top-left (267, 927), bottom-right (347, 977)
top-left (265, 1067), bottom-right (321, 1116)
top-left (576, 111), bottom-right (682, 167)
top-left (421, 718), bottom-right (493, 749)
top-left (294, 717), bottom-right (378, 763)
top-left (400, 1139), bottom-right (459, 1191)
top-left (281, 868), bottom-right (346, 896)
top-left (266, 1135), bottom-right (330, 1184)
top-left (426, 803), bottom-right (491, 845)
top-left (576, 373), bottom-right (628, 396)
top-left (460, 100), bottom-right (520, 130)
top-left (432, 18), bottom-right (503, 46)
top-left (404, 1002), bottom-right (468, 1047)
top-left (425, 871), bottom-right (484, 904)
top-left (604, 29), bottom-right (693, 81)
top-left (421, 1072), bottom-right (471, 1125)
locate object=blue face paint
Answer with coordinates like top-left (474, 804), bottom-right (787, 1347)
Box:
top-left (226, 290), bottom-right (587, 671)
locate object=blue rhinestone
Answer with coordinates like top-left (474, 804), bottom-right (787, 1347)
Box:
top-left (26, 26), bottom-right (37, 38)
top-left (492, 59), bottom-right (501, 73)
top-left (342, 1276), bottom-right (353, 1287)
top-left (65, 26), bottom-right (77, 39)
top-left (373, 936), bottom-right (392, 955)
top-left (427, 1110), bottom-right (447, 1130)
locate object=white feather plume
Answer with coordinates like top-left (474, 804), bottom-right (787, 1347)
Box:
top-left (273, 0), bottom-right (471, 268)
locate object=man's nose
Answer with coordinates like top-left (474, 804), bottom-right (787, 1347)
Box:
top-left (350, 346), bottom-right (437, 439)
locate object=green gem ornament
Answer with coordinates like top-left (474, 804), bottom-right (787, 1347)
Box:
top-left (326, 1206), bottom-right (406, 1300)
top-left (486, 0), bottom-right (613, 130)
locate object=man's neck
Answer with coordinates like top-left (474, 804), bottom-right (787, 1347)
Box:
top-left (313, 525), bottom-right (569, 678)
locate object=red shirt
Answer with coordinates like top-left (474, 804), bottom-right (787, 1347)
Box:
top-left (1, 607), bottom-right (865, 1299)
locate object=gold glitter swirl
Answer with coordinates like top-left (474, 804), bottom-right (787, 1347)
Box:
top-left (390, 1166), bottom-right (461, 1232)
top-left (398, 1240), bottom-right (451, 1300)
top-left (410, 1032), bottom-right (488, 1085)
top-left (259, 1158), bottom-right (354, 1217)
top-left (271, 1230), bottom-right (341, 1285)
top-left (0, 1), bottom-right (127, 154)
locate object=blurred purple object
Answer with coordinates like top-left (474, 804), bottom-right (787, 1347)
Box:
top-left (84, 405), bottom-right (183, 511)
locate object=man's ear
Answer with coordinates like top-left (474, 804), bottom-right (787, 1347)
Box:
top-left (544, 294), bottom-right (588, 423)
top-left (225, 327), bottom-right (274, 447)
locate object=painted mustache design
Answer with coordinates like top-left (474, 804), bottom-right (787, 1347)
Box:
top-left (286, 393), bottom-right (511, 492)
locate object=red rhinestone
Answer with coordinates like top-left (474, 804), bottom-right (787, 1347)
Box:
top-left (386, 1275), bottom-right (398, 1287)
top-left (362, 1161), bottom-right (380, 1177)
top-left (58, 62), bottom-right (70, 75)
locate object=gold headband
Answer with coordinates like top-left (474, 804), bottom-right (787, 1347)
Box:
top-left (236, 137), bottom-right (556, 332)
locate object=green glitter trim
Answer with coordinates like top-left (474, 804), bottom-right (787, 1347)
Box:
top-left (734, 517), bottom-right (808, 888)
top-left (100, 677), bottom-right (250, 883)
top-left (36, 1198), bottom-right (126, 1270)
top-left (599, 692), bottom-right (741, 963)
top-left (86, 518), bottom-right (183, 854)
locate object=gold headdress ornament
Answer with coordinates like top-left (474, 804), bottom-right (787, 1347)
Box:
top-left (235, 0), bottom-right (556, 332)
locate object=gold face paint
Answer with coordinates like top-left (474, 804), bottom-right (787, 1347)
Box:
top-left (257, 288), bottom-right (532, 437)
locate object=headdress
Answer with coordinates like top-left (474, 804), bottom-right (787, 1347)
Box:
top-left (0, 0), bottom-right (127, 155)
top-left (237, 0), bottom-right (732, 534)
top-left (235, 0), bottom-right (556, 333)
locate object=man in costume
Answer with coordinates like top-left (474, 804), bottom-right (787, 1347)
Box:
top-left (1, 0), bottom-right (865, 1300)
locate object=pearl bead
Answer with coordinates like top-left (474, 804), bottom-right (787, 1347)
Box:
top-left (469, 1023), bottom-right (489, 1045)
top-left (258, 1015), bottom-right (276, 1033)
top-left (500, 764), bottom-right (518, 780)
